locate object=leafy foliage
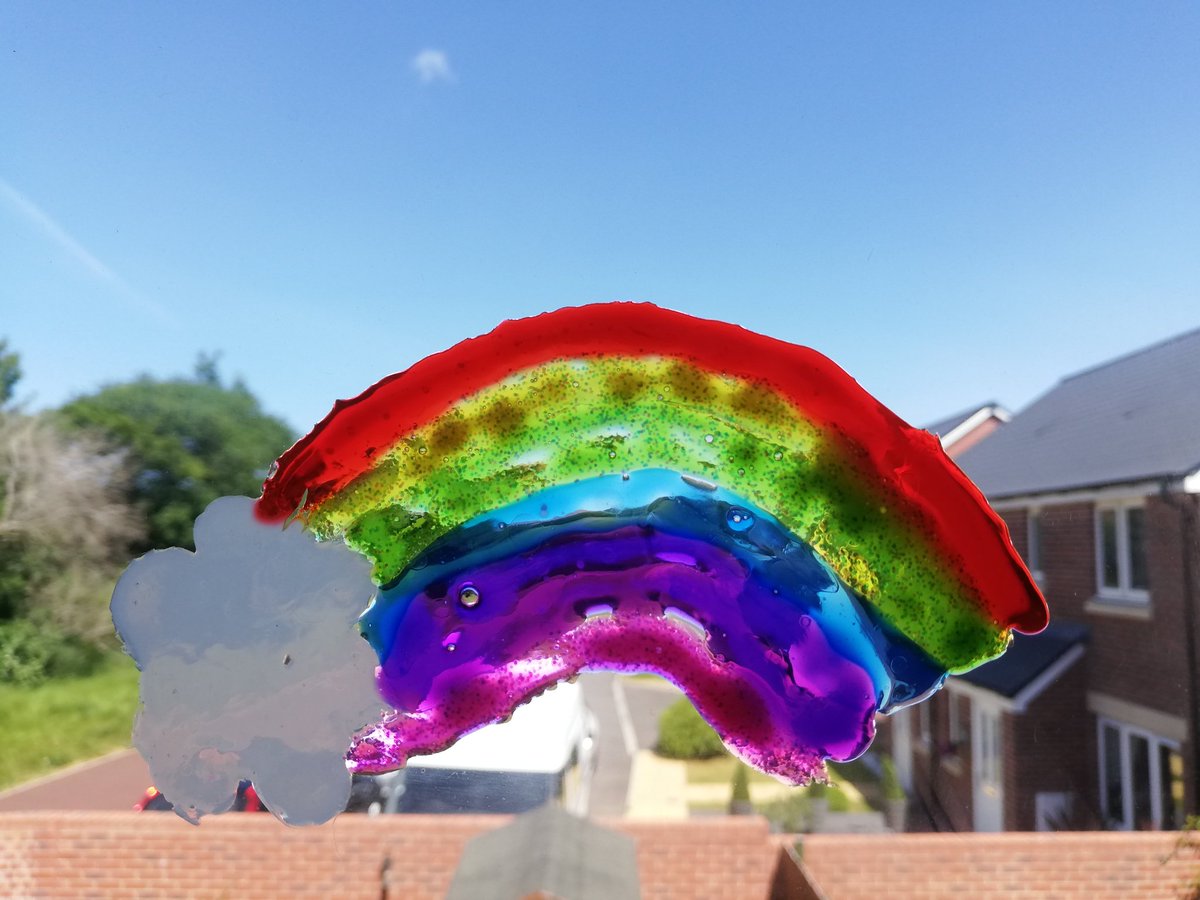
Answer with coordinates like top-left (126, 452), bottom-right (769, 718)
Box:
top-left (730, 761), bottom-right (751, 803)
top-left (0, 410), bottom-right (142, 654)
top-left (0, 537), bottom-right (54, 622)
top-left (656, 697), bottom-right (727, 759)
top-left (59, 361), bottom-right (294, 550)
top-left (0, 340), bottom-right (20, 408)
top-left (881, 755), bottom-right (906, 800)
top-left (0, 618), bottom-right (102, 686)
top-left (0, 652), bottom-right (138, 788)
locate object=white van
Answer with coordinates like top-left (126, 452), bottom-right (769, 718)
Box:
top-left (375, 680), bottom-right (598, 816)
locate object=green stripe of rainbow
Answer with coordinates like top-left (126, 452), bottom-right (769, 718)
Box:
top-left (257, 304), bottom-right (1046, 672)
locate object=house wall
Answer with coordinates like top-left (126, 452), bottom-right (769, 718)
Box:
top-left (1008, 660), bottom-right (1091, 830)
top-left (998, 492), bottom-right (1200, 823)
top-left (0, 811), bottom-right (779, 900)
top-left (910, 692), bottom-right (974, 831)
top-left (1087, 496), bottom-right (1191, 717)
top-left (1000, 496), bottom-right (1193, 717)
top-left (801, 831), bottom-right (1197, 899)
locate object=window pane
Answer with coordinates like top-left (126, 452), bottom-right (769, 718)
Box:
top-left (949, 696), bottom-right (963, 744)
top-left (1127, 507), bottom-right (1148, 590)
top-left (1160, 745), bottom-right (1185, 830)
top-left (1101, 510), bottom-right (1119, 589)
top-left (1130, 734), bottom-right (1152, 829)
top-left (1103, 724), bottom-right (1124, 825)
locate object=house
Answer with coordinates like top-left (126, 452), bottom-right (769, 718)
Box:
top-left (892, 327), bottom-right (1200, 832)
top-left (924, 401), bottom-right (1011, 459)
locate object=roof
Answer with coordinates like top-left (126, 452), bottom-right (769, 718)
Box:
top-left (959, 620), bottom-right (1088, 699)
top-left (957, 327), bottom-right (1200, 498)
top-left (924, 402), bottom-right (1005, 442)
top-left (923, 402), bottom-right (1010, 456)
top-left (446, 802), bottom-right (640, 900)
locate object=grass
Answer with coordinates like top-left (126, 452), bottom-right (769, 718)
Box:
top-left (0, 652), bottom-right (139, 790)
top-left (682, 751), bottom-right (881, 818)
top-left (686, 755), bottom-right (780, 785)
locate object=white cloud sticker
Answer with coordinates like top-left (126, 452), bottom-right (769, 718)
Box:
top-left (111, 496), bottom-right (388, 825)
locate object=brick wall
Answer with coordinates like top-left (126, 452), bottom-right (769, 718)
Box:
top-left (801, 831), bottom-right (1198, 900)
top-left (1004, 496), bottom-right (1195, 719)
top-left (0, 812), bottom-right (778, 900)
top-left (1009, 655), bottom-right (1092, 830)
top-left (910, 692), bottom-right (974, 832)
top-left (1000, 495), bottom-right (1200, 818)
top-left (1086, 496), bottom-right (1192, 718)
top-left (1008, 501), bottom-right (1094, 619)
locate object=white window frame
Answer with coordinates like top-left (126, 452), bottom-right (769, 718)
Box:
top-left (1094, 500), bottom-right (1150, 602)
top-left (948, 693), bottom-right (966, 747)
top-left (1097, 716), bottom-right (1180, 830)
top-left (1026, 506), bottom-right (1045, 586)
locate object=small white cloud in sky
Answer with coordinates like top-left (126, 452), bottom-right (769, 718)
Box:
top-left (111, 496), bottom-right (388, 825)
top-left (411, 48), bottom-right (454, 84)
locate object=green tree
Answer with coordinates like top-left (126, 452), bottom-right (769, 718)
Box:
top-left (0, 339), bottom-right (21, 409)
top-left (0, 410), bottom-right (142, 675)
top-left (59, 359), bottom-right (294, 550)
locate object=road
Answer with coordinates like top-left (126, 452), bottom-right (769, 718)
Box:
top-left (0, 748), bottom-right (152, 812)
top-left (578, 672), bottom-right (681, 817)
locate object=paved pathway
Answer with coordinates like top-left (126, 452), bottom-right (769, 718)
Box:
top-left (578, 672), bottom-right (681, 817)
top-left (0, 748), bottom-right (150, 812)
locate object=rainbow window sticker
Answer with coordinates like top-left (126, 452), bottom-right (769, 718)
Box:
top-left (112, 302), bottom-right (1046, 824)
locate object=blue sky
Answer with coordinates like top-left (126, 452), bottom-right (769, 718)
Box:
top-left (2, 3), bottom-right (1197, 436)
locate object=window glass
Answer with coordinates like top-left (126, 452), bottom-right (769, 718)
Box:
top-left (978, 709), bottom-right (999, 784)
top-left (1161, 745), bottom-right (1185, 830)
top-left (1129, 733), bottom-right (1152, 829)
top-left (1100, 509), bottom-right (1119, 589)
top-left (1127, 507), bottom-right (1148, 590)
top-left (1102, 723), bottom-right (1124, 825)
top-left (948, 695), bottom-right (964, 745)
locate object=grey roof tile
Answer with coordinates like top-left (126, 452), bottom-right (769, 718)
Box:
top-left (959, 620), bottom-right (1088, 699)
top-left (957, 328), bottom-right (1200, 497)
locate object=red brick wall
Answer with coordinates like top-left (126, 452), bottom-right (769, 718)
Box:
top-left (0, 812), bottom-right (778, 900)
top-left (1002, 507), bottom-right (1030, 570)
top-left (910, 692), bottom-right (974, 832)
top-left (1085, 496), bottom-right (1192, 718)
top-left (1003, 496), bottom-right (1195, 719)
top-left (801, 832), bottom-right (1198, 900)
top-left (919, 494), bottom-right (1197, 833)
top-left (1009, 657), bottom-right (1092, 830)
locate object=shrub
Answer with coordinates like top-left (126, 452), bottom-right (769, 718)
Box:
top-left (0, 618), bottom-right (103, 687)
top-left (761, 792), bottom-right (811, 832)
top-left (881, 756), bottom-right (906, 800)
top-left (730, 763), bottom-right (751, 803)
top-left (655, 698), bottom-right (727, 759)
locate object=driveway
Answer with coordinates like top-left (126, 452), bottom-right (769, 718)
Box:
top-left (578, 672), bottom-right (680, 817)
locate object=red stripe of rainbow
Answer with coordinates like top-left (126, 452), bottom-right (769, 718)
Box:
top-left (256, 303), bottom-right (1047, 655)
